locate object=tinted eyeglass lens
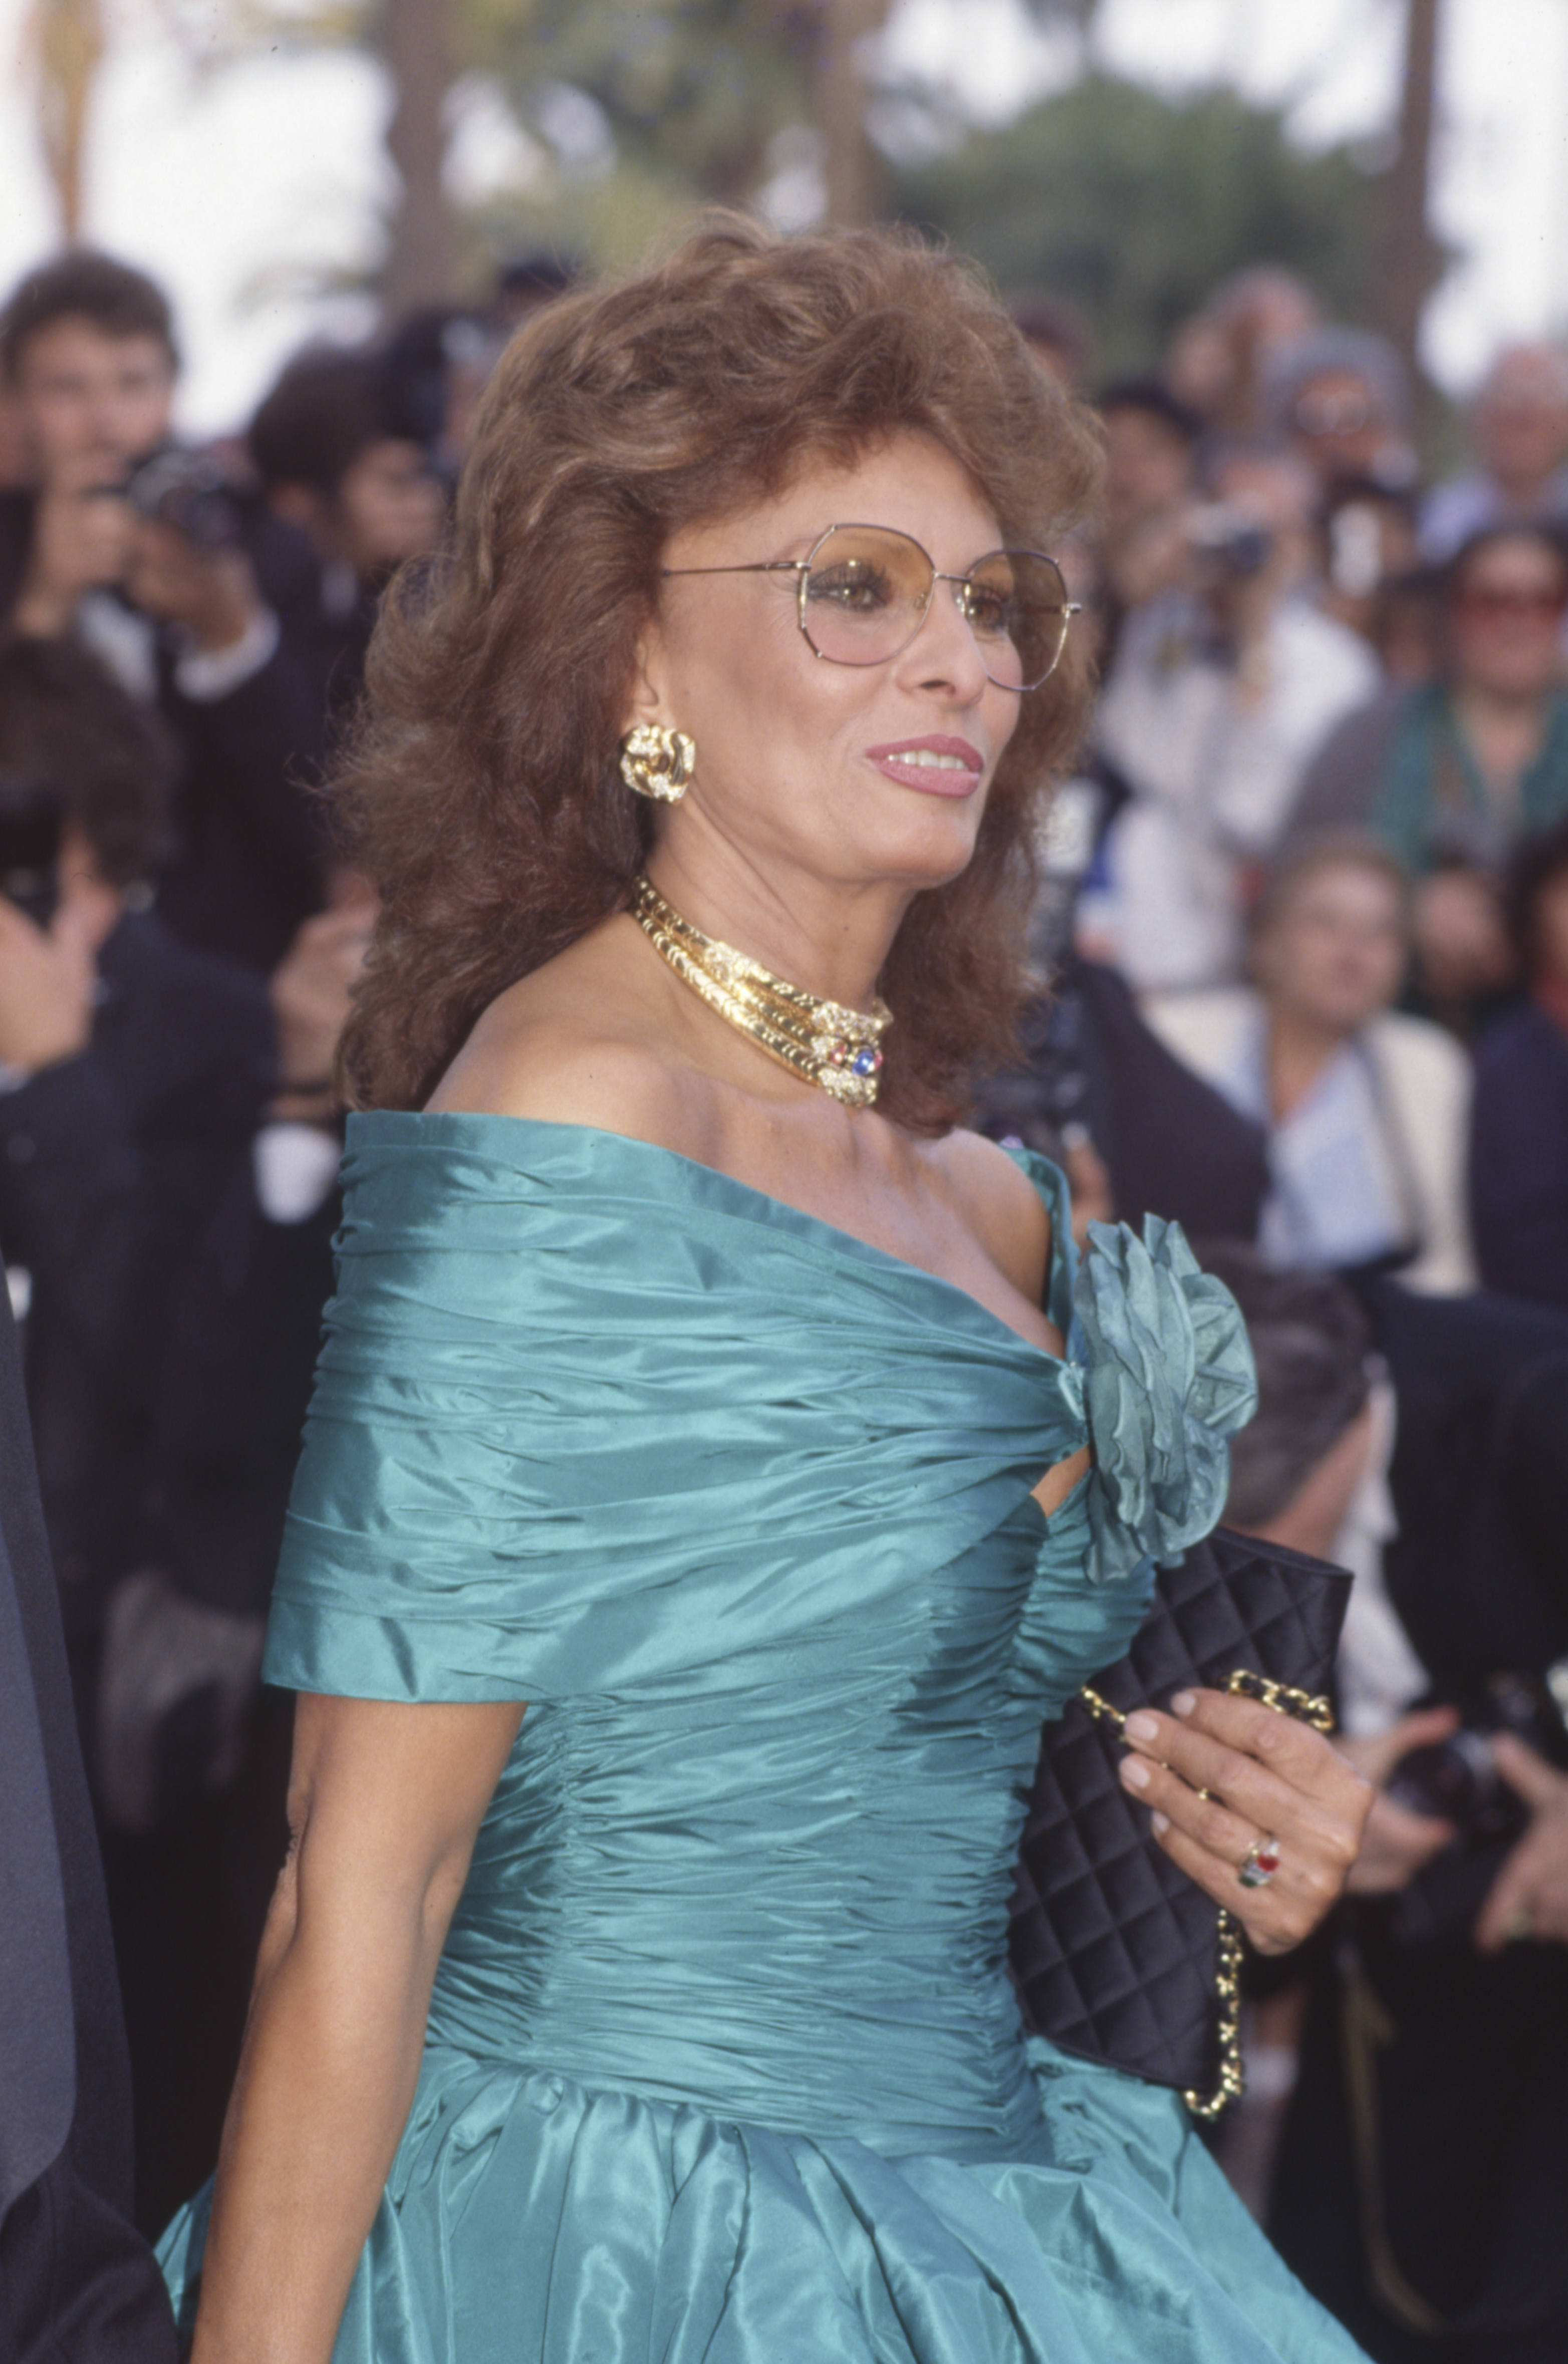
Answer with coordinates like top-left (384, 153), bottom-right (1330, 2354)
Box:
top-left (799, 529), bottom-right (1069, 688)
top-left (963, 551), bottom-right (1070, 690)
top-left (800, 529), bottom-right (933, 664)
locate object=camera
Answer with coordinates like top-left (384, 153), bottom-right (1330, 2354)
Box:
top-left (1387, 1671), bottom-right (1568, 1836)
top-left (122, 443), bottom-right (246, 552)
top-left (1187, 501), bottom-right (1272, 580)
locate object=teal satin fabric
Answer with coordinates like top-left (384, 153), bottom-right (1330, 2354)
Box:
top-left (159, 1115), bottom-right (1364, 2361)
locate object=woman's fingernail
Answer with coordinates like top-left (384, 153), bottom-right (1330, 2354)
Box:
top-left (1120, 1756), bottom-right (1151, 1791)
top-left (1125, 1712), bottom-right (1159, 1744)
top-left (1152, 1811), bottom-right (1170, 1835)
top-left (1171, 1691), bottom-right (1197, 1717)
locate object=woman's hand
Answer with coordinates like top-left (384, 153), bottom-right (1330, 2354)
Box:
top-left (1118, 1688), bottom-right (1373, 1954)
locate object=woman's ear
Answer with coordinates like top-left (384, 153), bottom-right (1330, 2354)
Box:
top-left (620, 622), bottom-right (673, 741)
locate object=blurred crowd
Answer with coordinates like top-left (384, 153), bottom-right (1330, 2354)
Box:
top-left (2, 242), bottom-right (1567, 2362)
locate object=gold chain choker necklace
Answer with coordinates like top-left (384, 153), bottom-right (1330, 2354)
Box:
top-left (631, 875), bottom-right (893, 1110)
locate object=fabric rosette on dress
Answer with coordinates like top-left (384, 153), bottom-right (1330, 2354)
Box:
top-left (1074, 1215), bottom-right (1259, 1586)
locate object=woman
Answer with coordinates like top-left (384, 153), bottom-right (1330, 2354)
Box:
top-left (160, 224), bottom-right (1372, 2361)
top-left (1471, 814), bottom-right (1568, 1308)
top-left (1289, 524), bottom-right (1568, 1020)
top-left (1147, 834), bottom-right (1475, 1291)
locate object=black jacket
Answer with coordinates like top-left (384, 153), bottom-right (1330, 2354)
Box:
top-left (1362, 1276), bottom-right (1568, 1694)
top-left (1470, 1001), bottom-right (1568, 1316)
top-left (0, 1261), bottom-right (176, 2360)
top-left (0, 912), bottom-right (274, 1632)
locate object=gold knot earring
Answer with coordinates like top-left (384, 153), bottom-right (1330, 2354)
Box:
top-left (620, 723), bottom-right (696, 804)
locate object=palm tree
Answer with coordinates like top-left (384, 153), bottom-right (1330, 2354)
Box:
top-left (23, 0), bottom-right (106, 240)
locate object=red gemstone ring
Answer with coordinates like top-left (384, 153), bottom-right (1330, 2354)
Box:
top-left (1237, 1836), bottom-right (1281, 1891)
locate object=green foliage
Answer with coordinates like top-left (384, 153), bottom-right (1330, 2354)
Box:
top-left (466, 0), bottom-right (812, 204)
top-left (888, 73), bottom-right (1382, 378)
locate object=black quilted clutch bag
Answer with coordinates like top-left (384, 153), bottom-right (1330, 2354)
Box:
top-left (1009, 1526), bottom-right (1352, 2115)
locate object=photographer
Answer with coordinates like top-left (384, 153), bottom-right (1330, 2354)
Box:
top-left (1208, 1249), bottom-right (1568, 2363)
top-left (1089, 434), bottom-right (1379, 990)
top-left (0, 251), bottom-right (330, 971)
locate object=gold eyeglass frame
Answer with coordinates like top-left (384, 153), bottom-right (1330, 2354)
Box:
top-left (661, 522), bottom-right (1081, 693)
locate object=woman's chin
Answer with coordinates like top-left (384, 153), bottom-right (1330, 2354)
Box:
top-left (864, 803), bottom-right (987, 891)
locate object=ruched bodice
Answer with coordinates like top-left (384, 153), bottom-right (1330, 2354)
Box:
top-left (159, 1115), bottom-right (1366, 2362)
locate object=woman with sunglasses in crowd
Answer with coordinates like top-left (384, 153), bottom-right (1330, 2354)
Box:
top-left (1291, 524), bottom-right (1568, 1027)
top-left (159, 223), bottom-right (1372, 2364)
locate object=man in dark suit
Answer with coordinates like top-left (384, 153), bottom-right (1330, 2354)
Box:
top-left (0, 1253), bottom-right (176, 2359)
top-left (0, 633), bottom-right (294, 2223)
top-left (0, 636), bottom-right (275, 1640)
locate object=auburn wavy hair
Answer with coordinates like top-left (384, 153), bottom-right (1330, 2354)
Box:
top-left (336, 217), bottom-right (1102, 1129)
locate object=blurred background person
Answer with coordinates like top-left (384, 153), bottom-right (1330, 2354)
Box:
top-left (1267, 327), bottom-right (1417, 496)
top-left (0, 636), bottom-right (273, 1646)
top-left (1148, 835), bottom-right (1473, 1289)
top-left (1085, 423), bottom-right (1378, 991)
top-left (95, 888), bottom-right (366, 2236)
top-left (0, 250), bottom-right (332, 973)
top-left (1316, 479), bottom-right (1434, 682)
top-left (491, 251), bottom-right (577, 339)
top-left (1091, 375), bottom-right (1203, 656)
top-left (1421, 343), bottom-right (1568, 562)
top-left (0, 629), bottom-right (366, 2228)
top-left (1164, 266), bottom-right (1322, 438)
top-left (1007, 290), bottom-right (1092, 391)
top-left (1289, 524), bottom-right (1568, 1023)
top-left (1469, 817), bottom-right (1568, 1310)
top-left (1205, 1249), bottom-right (1568, 2364)
top-left (247, 345), bottom-right (445, 753)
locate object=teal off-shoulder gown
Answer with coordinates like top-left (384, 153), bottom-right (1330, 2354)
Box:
top-left (159, 1113), bottom-right (1370, 2362)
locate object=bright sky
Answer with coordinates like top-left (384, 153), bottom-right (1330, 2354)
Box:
top-left (1, 0), bottom-right (1565, 434)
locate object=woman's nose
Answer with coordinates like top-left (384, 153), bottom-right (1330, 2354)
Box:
top-left (904, 580), bottom-right (991, 696)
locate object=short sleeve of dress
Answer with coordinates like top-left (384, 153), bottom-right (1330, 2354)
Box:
top-left (263, 1118), bottom-right (682, 1704)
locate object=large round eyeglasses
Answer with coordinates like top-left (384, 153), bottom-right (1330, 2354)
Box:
top-left (662, 523), bottom-right (1080, 693)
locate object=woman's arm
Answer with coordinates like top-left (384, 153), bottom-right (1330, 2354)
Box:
top-left (191, 1692), bottom-right (523, 2364)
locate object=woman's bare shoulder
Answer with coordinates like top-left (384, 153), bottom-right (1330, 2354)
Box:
top-left (423, 922), bottom-right (701, 1148)
top-left (922, 1128), bottom-right (1053, 1306)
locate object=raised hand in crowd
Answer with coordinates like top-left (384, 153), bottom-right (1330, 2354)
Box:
top-left (1336, 1706), bottom-right (1462, 1896)
top-left (0, 827), bottom-right (121, 1077)
top-left (10, 451), bottom-right (141, 637)
top-left (1474, 1735), bottom-right (1568, 1949)
top-left (124, 514), bottom-right (268, 655)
